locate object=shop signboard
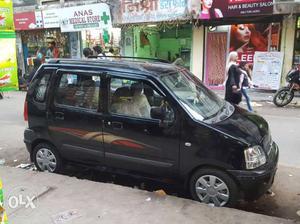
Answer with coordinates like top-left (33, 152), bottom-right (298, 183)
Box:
top-left (14, 11), bottom-right (43, 30)
top-left (0, 0), bottom-right (14, 31)
top-left (118, 0), bottom-right (188, 24)
top-left (252, 52), bottom-right (284, 90)
top-left (42, 9), bottom-right (60, 28)
top-left (0, 32), bottom-right (18, 91)
top-left (59, 3), bottom-right (112, 33)
top-left (188, 0), bottom-right (273, 20)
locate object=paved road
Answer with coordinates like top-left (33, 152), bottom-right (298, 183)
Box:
top-left (254, 103), bottom-right (300, 168)
top-left (0, 91), bottom-right (28, 166)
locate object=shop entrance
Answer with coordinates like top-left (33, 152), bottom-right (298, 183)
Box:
top-left (204, 32), bottom-right (227, 89)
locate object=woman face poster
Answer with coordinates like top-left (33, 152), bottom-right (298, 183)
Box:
top-left (188, 0), bottom-right (223, 20)
top-left (230, 23), bottom-right (270, 63)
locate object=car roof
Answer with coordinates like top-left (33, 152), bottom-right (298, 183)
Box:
top-left (45, 58), bottom-right (180, 78)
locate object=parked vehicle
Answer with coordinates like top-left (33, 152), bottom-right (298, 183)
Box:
top-left (24, 58), bottom-right (278, 207)
top-left (273, 68), bottom-right (300, 107)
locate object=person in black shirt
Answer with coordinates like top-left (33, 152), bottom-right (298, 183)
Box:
top-left (225, 52), bottom-right (242, 105)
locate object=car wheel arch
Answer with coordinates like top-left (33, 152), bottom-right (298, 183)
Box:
top-left (30, 139), bottom-right (59, 161)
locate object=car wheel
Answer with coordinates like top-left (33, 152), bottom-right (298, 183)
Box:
top-left (33, 143), bottom-right (62, 173)
top-left (189, 168), bottom-right (238, 207)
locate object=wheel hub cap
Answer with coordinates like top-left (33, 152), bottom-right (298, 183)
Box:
top-left (195, 175), bottom-right (230, 207)
top-left (36, 148), bottom-right (57, 172)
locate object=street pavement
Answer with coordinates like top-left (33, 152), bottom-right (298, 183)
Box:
top-left (1, 166), bottom-right (298, 224)
top-left (0, 91), bottom-right (300, 222)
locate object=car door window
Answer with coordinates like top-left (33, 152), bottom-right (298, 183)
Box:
top-left (109, 77), bottom-right (174, 122)
top-left (54, 73), bottom-right (100, 111)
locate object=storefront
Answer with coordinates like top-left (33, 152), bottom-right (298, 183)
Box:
top-left (114, 0), bottom-right (192, 69)
top-left (14, 10), bottom-right (72, 75)
top-left (59, 3), bottom-right (119, 55)
top-left (188, 0), bottom-right (284, 90)
top-left (203, 22), bottom-right (281, 90)
top-left (0, 0), bottom-right (18, 92)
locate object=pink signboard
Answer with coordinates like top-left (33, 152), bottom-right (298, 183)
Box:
top-left (188, 0), bottom-right (273, 20)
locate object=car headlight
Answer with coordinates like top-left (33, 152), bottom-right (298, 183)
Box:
top-left (244, 145), bottom-right (266, 170)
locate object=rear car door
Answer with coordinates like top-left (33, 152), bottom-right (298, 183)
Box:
top-left (47, 70), bottom-right (104, 165)
top-left (103, 74), bottom-right (181, 177)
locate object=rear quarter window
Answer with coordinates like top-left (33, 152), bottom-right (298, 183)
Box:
top-left (33, 73), bottom-right (51, 103)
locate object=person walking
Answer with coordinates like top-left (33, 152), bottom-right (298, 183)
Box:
top-left (224, 51), bottom-right (242, 105)
top-left (238, 62), bottom-right (253, 112)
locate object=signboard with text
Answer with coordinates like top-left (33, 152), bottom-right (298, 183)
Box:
top-left (43, 9), bottom-right (60, 28)
top-left (14, 11), bottom-right (43, 30)
top-left (0, 0), bottom-right (14, 31)
top-left (0, 32), bottom-right (18, 91)
top-left (118, 0), bottom-right (188, 24)
top-left (252, 52), bottom-right (284, 90)
top-left (59, 3), bottom-right (112, 33)
top-left (188, 0), bottom-right (273, 20)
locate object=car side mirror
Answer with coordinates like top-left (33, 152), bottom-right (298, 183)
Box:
top-left (150, 107), bottom-right (165, 120)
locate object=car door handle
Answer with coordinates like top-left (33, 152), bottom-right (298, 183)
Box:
top-left (111, 122), bottom-right (123, 130)
top-left (55, 112), bottom-right (65, 120)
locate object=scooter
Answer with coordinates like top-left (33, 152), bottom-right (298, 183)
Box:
top-left (273, 67), bottom-right (300, 107)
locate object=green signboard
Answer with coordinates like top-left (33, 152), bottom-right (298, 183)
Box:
top-left (0, 32), bottom-right (18, 91)
top-left (0, 0), bottom-right (14, 31)
top-left (0, 0), bottom-right (18, 92)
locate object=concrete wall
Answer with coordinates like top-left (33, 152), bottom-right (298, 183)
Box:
top-left (280, 16), bottom-right (296, 84)
top-left (191, 26), bottom-right (204, 80)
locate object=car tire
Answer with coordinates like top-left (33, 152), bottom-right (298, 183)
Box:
top-left (189, 168), bottom-right (239, 207)
top-left (33, 143), bottom-right (63, 173)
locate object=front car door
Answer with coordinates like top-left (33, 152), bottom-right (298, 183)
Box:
top-left (47, 70), bottom-right (104, 165)
top-left (103, 74), bottom-right (181, 177)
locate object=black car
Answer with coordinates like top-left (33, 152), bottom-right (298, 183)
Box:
top-left (24, 58), bottom-right (278, 207)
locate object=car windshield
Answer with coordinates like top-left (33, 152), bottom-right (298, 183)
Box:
top-left (161, 70), bottom-right (225, 122)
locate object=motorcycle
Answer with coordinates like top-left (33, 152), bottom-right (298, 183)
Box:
top-left (273, 67), bottom-right (300, 107)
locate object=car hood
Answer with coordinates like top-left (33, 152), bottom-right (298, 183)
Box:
top-left (212, 106), bottom-right (269, 146)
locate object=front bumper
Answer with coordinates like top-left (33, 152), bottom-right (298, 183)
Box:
top-left (228, 142), bottom-right (279, 201)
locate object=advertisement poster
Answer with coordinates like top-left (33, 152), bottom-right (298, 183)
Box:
top-left (229, 23), bottom-right (269, 63)
top-left (60, 3), bottom-right (112, 33)
top-left (252, 52), bottom-right (284, 90)
top-left (188, 0), bottom-right (273, 20)
top-left (118, 0), bottom-right (188, 24)
top-left (14, 11), bottom-right (43, 30)
top-left (0, 32), bottom-right (18, 91)
top-left (0, 0), bottom-right (14, 31)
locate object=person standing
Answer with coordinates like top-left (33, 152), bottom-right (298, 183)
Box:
top-left (46, 41), bottom-right (60, 58)
top-left (93, 45), bottom-right (105, 58)
top-left (238, 62), bottom-right (253, 112)
top-left (83, 48), bottom-right (93, 59)
top-left (225, 51), bottom-right (242, 105)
